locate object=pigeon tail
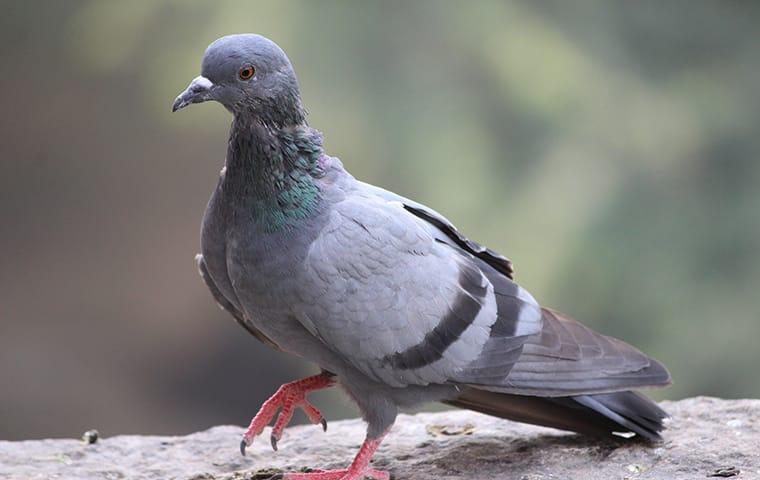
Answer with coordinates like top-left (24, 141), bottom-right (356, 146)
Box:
top-left (444, 388), bottom-right (667, 442)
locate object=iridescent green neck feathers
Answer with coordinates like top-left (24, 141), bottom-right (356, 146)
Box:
top-left (225, 119), bottom-right (325, 232)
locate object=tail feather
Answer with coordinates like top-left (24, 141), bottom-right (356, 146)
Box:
top-left (568, 391), bottom-right (667, 440)
top-left (445, 388), bottom-right (667, 442)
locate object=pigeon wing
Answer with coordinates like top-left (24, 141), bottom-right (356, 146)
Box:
top-left (298, 183), bottom-right (668, 395)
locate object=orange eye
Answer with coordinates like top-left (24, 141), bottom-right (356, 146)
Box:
top-left (239, 66), bottom-right (255, 80)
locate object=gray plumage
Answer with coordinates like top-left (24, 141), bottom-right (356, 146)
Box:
top-left (175, 34), bottom-right (671, 446)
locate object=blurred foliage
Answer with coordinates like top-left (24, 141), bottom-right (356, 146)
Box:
top-left (1, 0), bottom-right (759, 440)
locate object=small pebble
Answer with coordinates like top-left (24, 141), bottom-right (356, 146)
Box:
top-left (82, 429), bottom-right (99, 444)
top-left (708, 466), bottom-right (740, 477)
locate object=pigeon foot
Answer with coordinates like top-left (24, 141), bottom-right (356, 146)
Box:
top-left (241, 372), bottom-right (335, 455)
top-left (281, 467), bottom-right (389, 480)
top-left (281, 432), bottom-right (389, 480)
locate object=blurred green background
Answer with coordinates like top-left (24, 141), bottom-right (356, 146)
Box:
top-left (1, 0), bottom-right (759, 441)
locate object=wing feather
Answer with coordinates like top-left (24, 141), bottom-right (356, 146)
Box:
top-left (473, 308), bottom-right (672, 396)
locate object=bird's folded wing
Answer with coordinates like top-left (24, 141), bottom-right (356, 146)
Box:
top-left (292, 192), bottom-right (540, 387)
top-left (351, 183), bottom-right (670, 395)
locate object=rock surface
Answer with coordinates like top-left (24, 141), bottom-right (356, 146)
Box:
top-left (1, 397), bottom-right (758, 480)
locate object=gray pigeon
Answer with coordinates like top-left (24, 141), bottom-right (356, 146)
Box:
top-left (173, 34), bottom-right (671, 480)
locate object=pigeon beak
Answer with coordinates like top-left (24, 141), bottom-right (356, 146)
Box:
top-left (172, 76), bottom-right (215, 112)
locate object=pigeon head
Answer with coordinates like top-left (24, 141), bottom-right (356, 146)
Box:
top-left (173, 34), bottom-right (305, 127)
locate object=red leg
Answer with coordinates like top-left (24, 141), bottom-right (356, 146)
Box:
top-left (240, 372), bottom-right (335, 455)
top-left (283, 431), bottom-right (389, 480)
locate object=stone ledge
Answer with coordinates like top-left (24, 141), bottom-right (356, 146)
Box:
top-left (1, 397), bottom-right (758, 479)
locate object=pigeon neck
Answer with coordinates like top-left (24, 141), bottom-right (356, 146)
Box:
top-left (224, 117), bottom-right (325, 231)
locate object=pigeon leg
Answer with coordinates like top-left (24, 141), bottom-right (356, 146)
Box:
top-left (241, 372), bottom-right (335, 454)
top-left (282, 431), bottom-right (389, 480)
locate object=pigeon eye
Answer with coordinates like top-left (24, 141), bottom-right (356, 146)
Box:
top-left (239, 66), bottom-right (255, 80)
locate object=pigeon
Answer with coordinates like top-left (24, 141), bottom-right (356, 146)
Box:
top-left (173, 34), bottom-right (671, 480)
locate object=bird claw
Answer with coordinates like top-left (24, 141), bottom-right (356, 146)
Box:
top-left (240, 374), bottom-right (335, 455)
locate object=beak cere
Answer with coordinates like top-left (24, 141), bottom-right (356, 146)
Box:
top-left (172, 75), bottom-right (215, 112)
